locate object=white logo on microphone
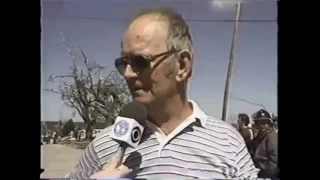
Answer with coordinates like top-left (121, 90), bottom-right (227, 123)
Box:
top-left (114, 120), bottom-right (129, 137)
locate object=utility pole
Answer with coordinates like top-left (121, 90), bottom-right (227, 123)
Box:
top-left (221, 2), bottom-right (243, 121)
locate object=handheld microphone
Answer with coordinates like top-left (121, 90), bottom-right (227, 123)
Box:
top-left (109, 101), bottom-right (147, 164)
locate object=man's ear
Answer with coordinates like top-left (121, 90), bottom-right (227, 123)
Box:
top-left (176, 50), bottom-right (192, 82)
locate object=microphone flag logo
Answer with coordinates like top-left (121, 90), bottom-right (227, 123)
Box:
top-left (114, 120), bottom-right (129, 137)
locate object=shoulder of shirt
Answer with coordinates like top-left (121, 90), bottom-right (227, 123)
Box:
top-left (92, 125), bottom-right (115, 146)
top-left (204, 115), bottom-right (244, 141)
top-left (205, 115), bottom-right (240, 131)
top-left (190, 99), bottom-right (240, 137)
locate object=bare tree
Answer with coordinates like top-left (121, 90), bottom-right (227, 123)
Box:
top-left (44, 33), bottom-right (131, 140)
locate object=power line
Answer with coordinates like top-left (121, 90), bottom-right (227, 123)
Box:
top-left (230, 94), bottom-right (267, 110)
top-left (42, 16), bottom-right (276, 22)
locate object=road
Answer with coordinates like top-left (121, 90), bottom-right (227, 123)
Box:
top-left (41, 144), bottom-right (84, 179)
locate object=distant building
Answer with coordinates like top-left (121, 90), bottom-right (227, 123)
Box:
top-left (41, 121), bottom-right (110, 137)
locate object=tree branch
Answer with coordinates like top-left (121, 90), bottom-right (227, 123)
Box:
top-left (43, 88), bottom-right (62, 94)
top-left (45, 33), bottom-right (131, 131)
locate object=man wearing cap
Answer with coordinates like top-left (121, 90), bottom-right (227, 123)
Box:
top-left (250, 109), bottom-right (279, 178)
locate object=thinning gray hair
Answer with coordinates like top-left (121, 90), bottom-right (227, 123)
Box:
top-left (127, 7), bottom-right (193, 53)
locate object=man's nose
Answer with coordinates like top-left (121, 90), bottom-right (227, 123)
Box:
top-left (123, 65), bottom-right (138, 80)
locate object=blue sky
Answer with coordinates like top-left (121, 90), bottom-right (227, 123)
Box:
top-left (41, 0), bottom-right (277, 122)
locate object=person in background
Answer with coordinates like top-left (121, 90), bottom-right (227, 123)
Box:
top-left (44, 131), bottom-right (50, 144)
top-left (53, 130), bottom-right (59, 144)
top-left (272, 116), bottom-right (278, 133)
top-left (69, 130), bottom-right (74, 139)
top-left (78, 129), bottom-right (84, 141)
top-left (250, 109), bottom-right (279, 179)
top-left (51, 131), bottom-right (57, 144)
top-left (238, 113), bottom-right (254, 143)
top-left (74, 127), bottom-right (79, 141)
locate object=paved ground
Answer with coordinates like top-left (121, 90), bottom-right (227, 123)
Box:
top-left (41, 144), bottom-right (84, 178)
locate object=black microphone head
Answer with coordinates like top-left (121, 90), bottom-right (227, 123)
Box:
top-left (119, 101), bottom-right (147, 126)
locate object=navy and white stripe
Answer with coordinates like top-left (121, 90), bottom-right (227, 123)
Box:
top-left (67, 100), bottom-right (259, 179)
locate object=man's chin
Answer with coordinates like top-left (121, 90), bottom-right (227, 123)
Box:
top-left (132, 96), bottom-right (152, 105)
top-left (132, 94), bottom-right (157, 105)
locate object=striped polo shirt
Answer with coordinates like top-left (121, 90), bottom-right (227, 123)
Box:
top-left (67, 100), bottom-right (259, 179)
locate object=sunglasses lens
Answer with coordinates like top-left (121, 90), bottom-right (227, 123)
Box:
top-left (115, 58), bottom-right (126, 74)
top-left (115, 55), bottom-right (150, 75)
top-left (132, 55), bottom-right (150, 69)
top-left (115, 58), bottom-right (124, 69)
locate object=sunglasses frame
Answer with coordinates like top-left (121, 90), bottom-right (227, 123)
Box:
top-left (115, 49), bottom-right (179, 75)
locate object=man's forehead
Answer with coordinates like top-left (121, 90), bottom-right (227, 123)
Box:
top-left (127, 14), bottom-right (167, 33)
top-left (122, 16), bottom-right (168, 50)
top-left (254, 119), bottom-right (270, 123)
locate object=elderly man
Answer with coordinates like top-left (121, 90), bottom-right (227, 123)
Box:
top-left (67, 7), bottom-right (259, 179)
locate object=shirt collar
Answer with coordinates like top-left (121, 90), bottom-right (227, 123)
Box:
top-left (146, 99), bottom-right (208, 128)
top-left (188, 99), bottom-right (208, 127)
top-left (145, 100), bottom-right (208, 144)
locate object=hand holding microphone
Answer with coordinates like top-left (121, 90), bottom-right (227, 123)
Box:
top-left (89, 155), bottom-right (132, 179)
top-left (91, 101), bottom-right (147, 179)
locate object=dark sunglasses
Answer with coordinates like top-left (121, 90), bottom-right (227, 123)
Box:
top-left (115, 49), bottom-right (178, 74)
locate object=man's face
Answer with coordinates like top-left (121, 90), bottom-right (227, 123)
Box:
top-left (238, 120), bottom-right (245, 128)
top-left (253, 119), bottom-right (271, 136)
top-left (120, 15), bottom-right (181, 105)
top-left (238, 119), bottom-right (245, 125)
